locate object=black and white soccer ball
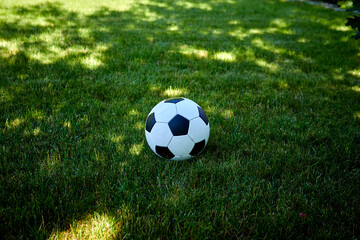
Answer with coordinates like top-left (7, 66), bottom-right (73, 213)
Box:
top-left (145, 97), bottom-right (210, 160)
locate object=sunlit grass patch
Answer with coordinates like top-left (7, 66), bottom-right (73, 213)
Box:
top-left (134, 121), bottom-right (144, 130)
top-left (167, 25), bottom-right (179, 31)
top-left (81, 47), bottom-right (107, 69)
top-left (63, 121), bottom-right (71, 129)
top-left (129, 143), bottom-right (144, 156)
top-left (162, 87), bottom-right (188, 97)
top-left (128, 109), bottom-right (141, 116)
top-left (32, 127), bottom-right (42, 136)
top-left (49, 213), bottom-right (120, 240)
top-left (175, 1), bottom-right (212, 11)
top-left (354, 111), bottom-right (360, 120)
top-left (349, 70), bottom-right (360, 78)
top-left (109, 134), bottom-right (124, 143)
top-left (178, 44), bottom-right (209, 59)
top-left (213, 51), bottom-right (236, 62)
top-left (5, 117), bottom-right (25, 129)
top-left (352, 86), bottom-right (360, 92)
top-left (255, 59), bottom-right (280, 72)
top-left (0, 88), bottom-right (13, 102)
top-left (221, 109), bottom-right (234, 119)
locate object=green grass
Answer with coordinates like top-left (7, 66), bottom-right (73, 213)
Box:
top-left (1, 0), bottom-right (359, 239)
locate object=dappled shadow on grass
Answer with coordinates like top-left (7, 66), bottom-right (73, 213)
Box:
top-left (1, 0), bottom-right (360, 239)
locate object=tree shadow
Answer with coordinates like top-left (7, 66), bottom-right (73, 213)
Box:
top-left (1, 0), bottom-right (359, 239)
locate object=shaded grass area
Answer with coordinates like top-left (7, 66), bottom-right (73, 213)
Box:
top-left (0, 0), bottom-right (359, 239)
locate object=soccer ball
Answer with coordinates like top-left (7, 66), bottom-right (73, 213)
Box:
top-left (145, 97), bottom-right (210, 160)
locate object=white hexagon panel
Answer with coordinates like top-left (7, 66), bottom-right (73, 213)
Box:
top-left (168, 135), bottom-right (195, 160)
top-left (150, 101), bottom-right (177, 123)
top-left (176, 98), bottom-right (200, 120)
top-left (149, 123), bottom-right (173, 147)
top-left (188, 117), bottom-right (210, 144)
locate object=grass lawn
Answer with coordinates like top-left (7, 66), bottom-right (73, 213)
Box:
top-left (1, 0), bottom-right (359, 239)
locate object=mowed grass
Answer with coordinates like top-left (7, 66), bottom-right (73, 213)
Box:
top-left (1, 0), bottom-right (359, 239)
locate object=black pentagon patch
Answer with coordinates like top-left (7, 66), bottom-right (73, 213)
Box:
top-left (145, 112), bottom-right (156, 132)
top-left (168, 114), bottom-right (189, 136)
top-left (198, 107), bottom-right (209, 125)
top-left (164, 97), bottom-right (185, 104)
top-left (190, 140), bottom-right (206, 156)
top-left (156, 146), bottom-right (175, 159)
